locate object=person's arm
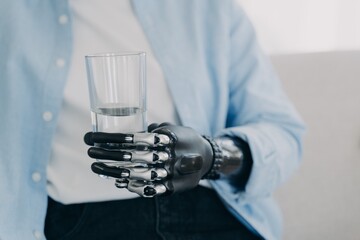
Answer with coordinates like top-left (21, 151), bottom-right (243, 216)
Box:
top-left (215, 2), bottom-right (305, 198)
top-left (83, 2), bottom-right (305, 198)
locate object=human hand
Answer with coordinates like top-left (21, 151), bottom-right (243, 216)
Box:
top-left (84, 123), bottom-right (220, 197)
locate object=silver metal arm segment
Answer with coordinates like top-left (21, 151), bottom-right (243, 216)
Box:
top-left (132, 133), bottom-right (171, 146)
top-left (214, 137), bottom-right (244, 175)
top-left (130, 151), bottom-right (169, 164)
top-left (126, 167), bottom-right (168, 181)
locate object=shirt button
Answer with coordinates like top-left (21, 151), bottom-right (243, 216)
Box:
top-left (56, 58), bottom-right (66, 68)
top-left (58, 14), bottom-right (69, 25)
top-left (43, 111), bottom-right (53, 122)
top-left (33, 230), bottom-right (42, 240)
top-left (32, 172), bottom-right (42, 183)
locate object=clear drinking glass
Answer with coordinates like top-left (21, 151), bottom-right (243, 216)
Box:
top-left (85, 52), bottom-right (147, 134)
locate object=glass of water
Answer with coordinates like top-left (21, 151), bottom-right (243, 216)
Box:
top-left (85, 52), bottom-right (147, 135)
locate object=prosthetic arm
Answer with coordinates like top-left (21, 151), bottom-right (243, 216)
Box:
top-left (84, 123), bottom-right (252, 197)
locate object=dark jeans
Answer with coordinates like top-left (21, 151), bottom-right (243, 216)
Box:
top-left (45, 186), bottom-right (261, 240)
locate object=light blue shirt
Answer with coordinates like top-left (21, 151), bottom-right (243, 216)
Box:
top-left (0, 0), bottom-right (305, 239)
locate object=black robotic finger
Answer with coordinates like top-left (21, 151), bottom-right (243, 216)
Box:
top-left (91, 162), bottom-right (130, 179)
top-left (87, 147), bottom-right (131, 161)
top-left (114, 179), bottom-right (165, 196)
top-left (147, 123), bottom-right (159, 132)
top-left (92, 162), bottom-right (168, 181)
top-left (148, 122), bottom-right (173, 132)
top-left (85, 131), bottom-right (171, 147)
top-left (88, 147), bottom-right (170, 164)
top-left (84, 132), bottom-right (133, 146)
top-left (126, 180), bottom-right (168, 197)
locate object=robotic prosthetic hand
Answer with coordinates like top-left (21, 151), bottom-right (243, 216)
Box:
top-left (84, 123), bottom-right (248, 197)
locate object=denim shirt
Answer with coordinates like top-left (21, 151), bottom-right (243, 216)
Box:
top-left (0, 0), bottom-right (305, 239)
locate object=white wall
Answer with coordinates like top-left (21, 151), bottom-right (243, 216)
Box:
top-left (270, 51), bottom-right (360, 240)
top-left (238, 0), bottom-right (360, 54)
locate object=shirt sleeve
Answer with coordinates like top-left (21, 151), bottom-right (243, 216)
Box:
top-left (216, 2), bottom-right (306, 199)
